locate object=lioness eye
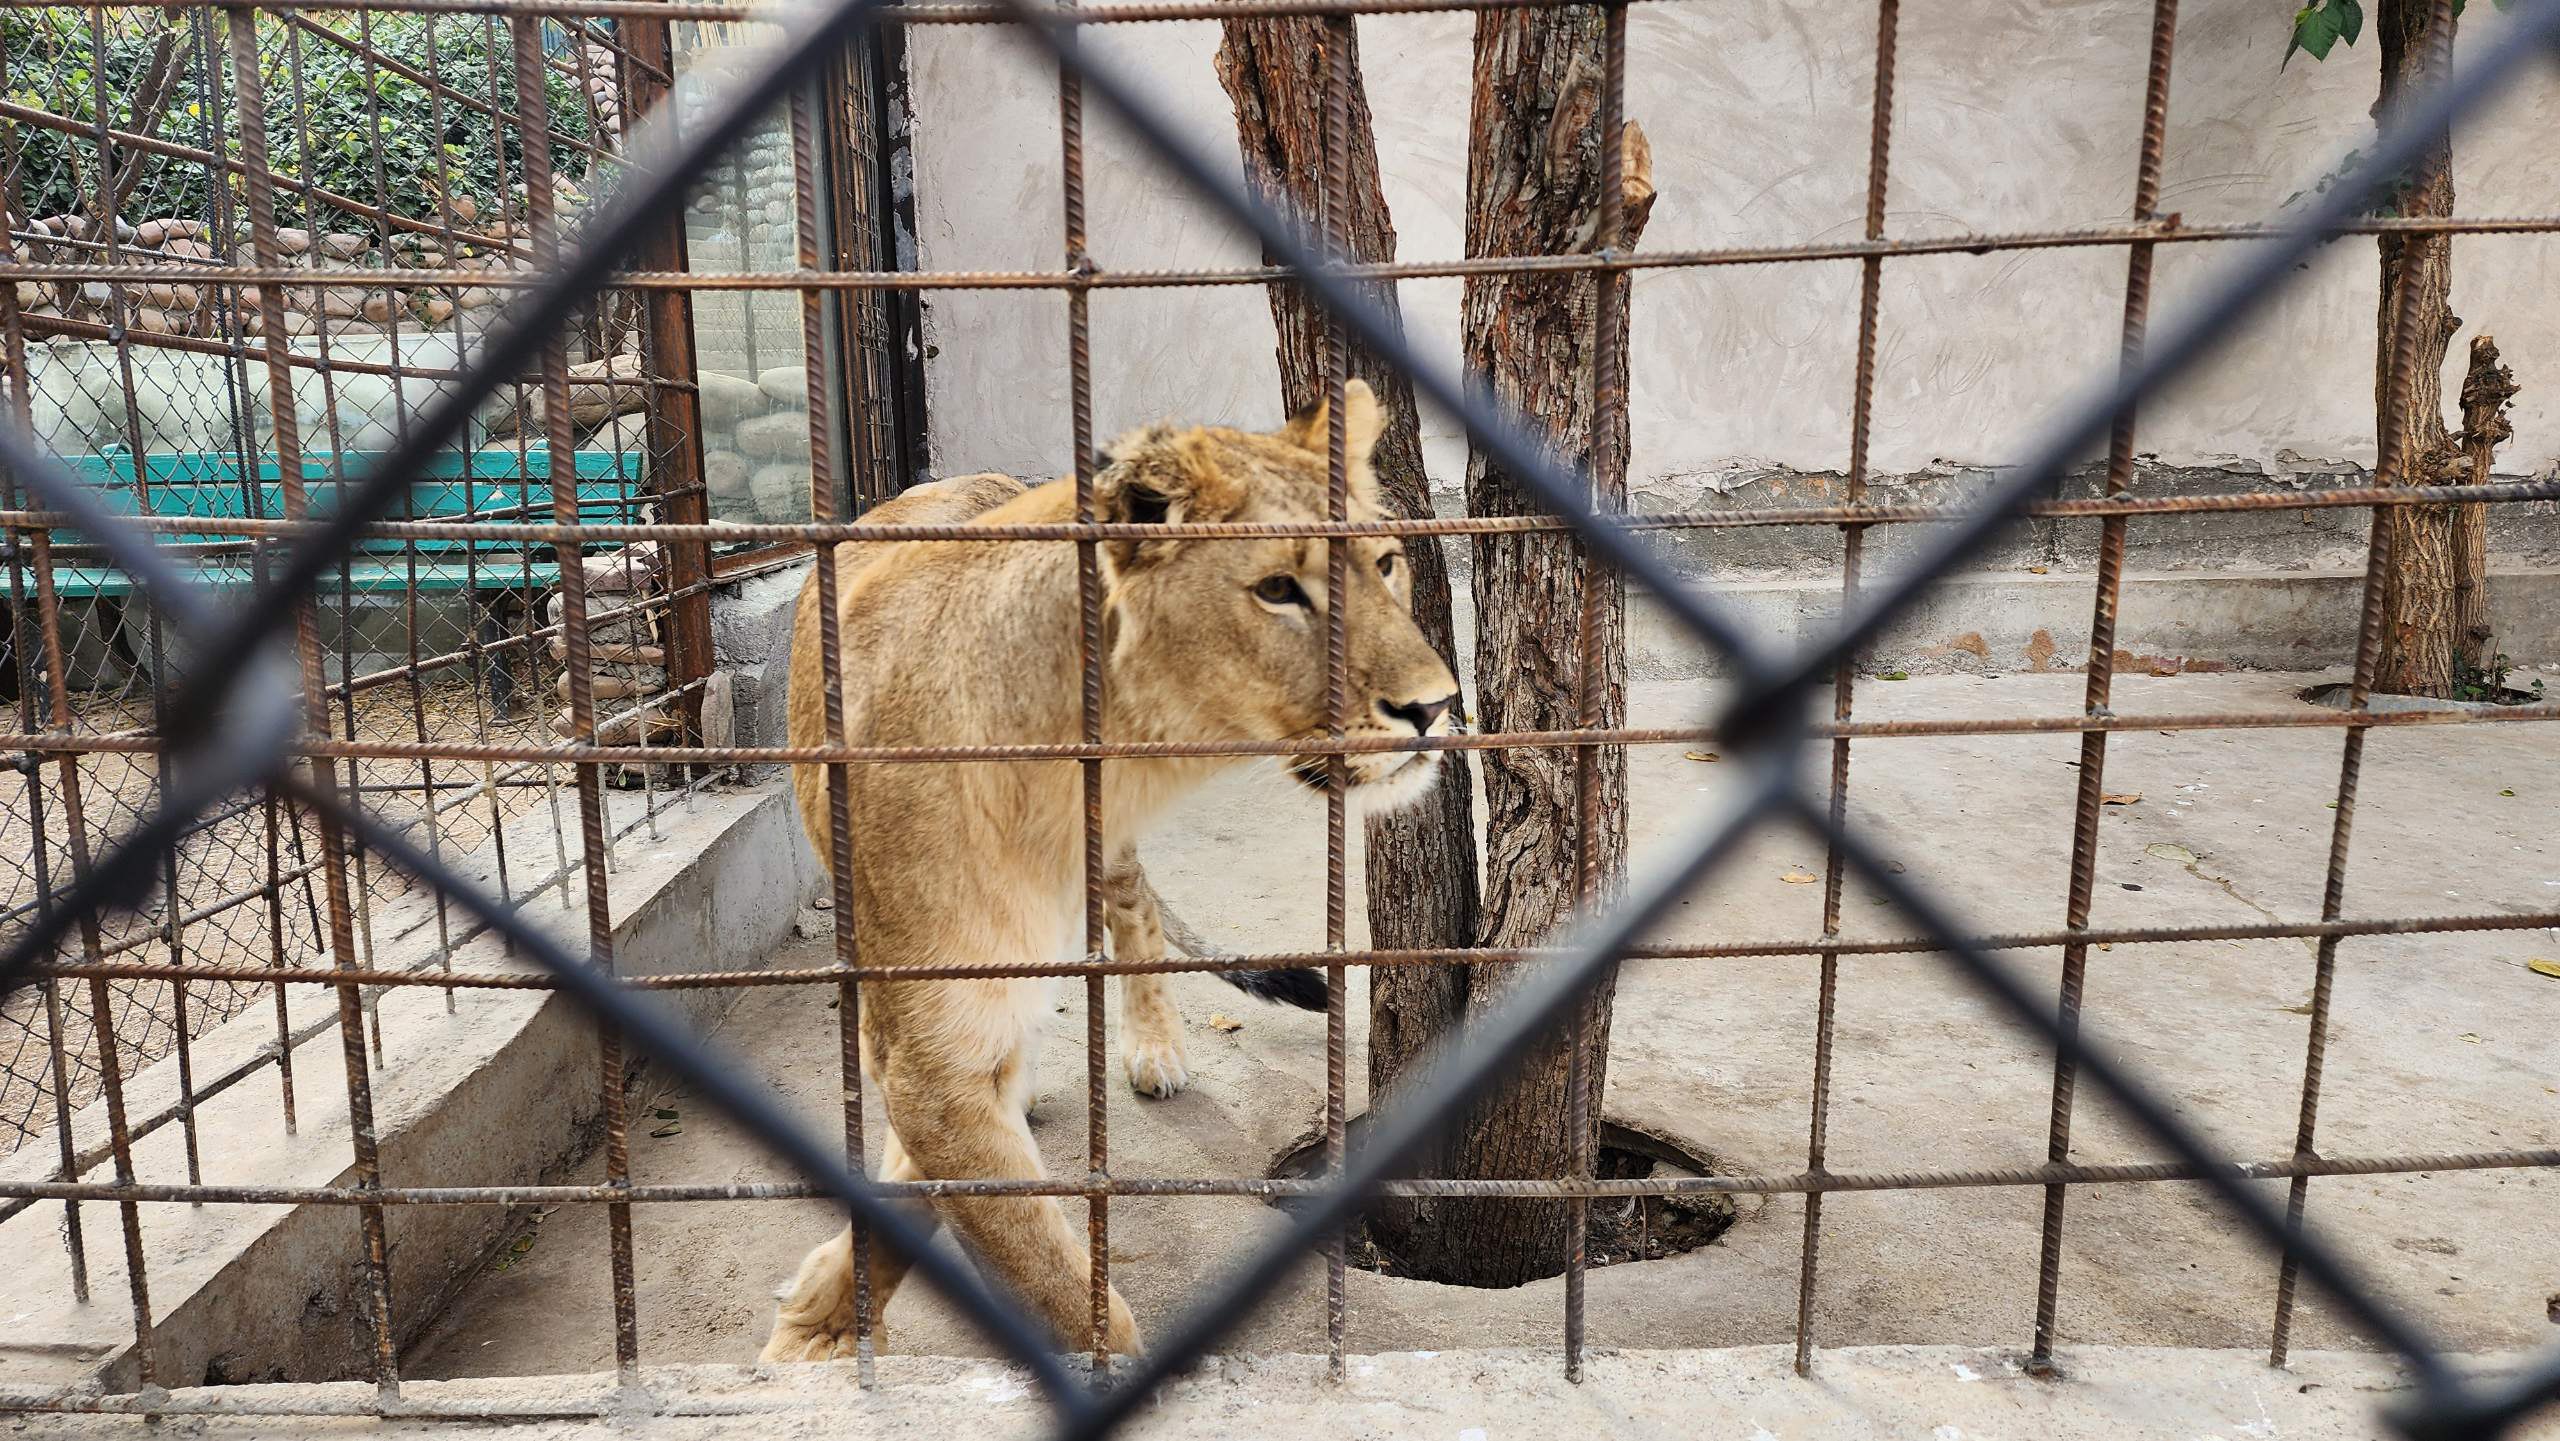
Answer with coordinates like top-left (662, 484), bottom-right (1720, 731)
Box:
top-left (1377, 552), bottom-right (1398, 578)
top-left (1253, 574), bottom-right (1308, 607)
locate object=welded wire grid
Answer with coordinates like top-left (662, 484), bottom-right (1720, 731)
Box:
top-left (0, 0), bottom-right (2551, 1439)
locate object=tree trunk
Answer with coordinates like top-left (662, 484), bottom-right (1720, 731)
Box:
top-left (2370, 0), bottom-right (2469, 698)
top-left (1211, 21), bottom-right (1483, 1098)
top-left (1360, 4), bottom-right (1653, 1288)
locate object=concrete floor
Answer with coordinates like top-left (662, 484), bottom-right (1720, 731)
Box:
top-left (405, 670), bottom-right (2559, 1381)
top-left (53, 1348), bottom-right (2560, 1439)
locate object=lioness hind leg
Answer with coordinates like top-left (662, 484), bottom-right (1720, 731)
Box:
top-left (1102, 853), bottom-right (1187, 1099)
top-left (761, 1129), bottom-right (938, 1362)
top-left (889, 1046), bottom-right (1141, 1355)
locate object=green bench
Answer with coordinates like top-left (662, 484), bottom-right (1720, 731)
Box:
top-left (5, 446), bottom-right (646, 715)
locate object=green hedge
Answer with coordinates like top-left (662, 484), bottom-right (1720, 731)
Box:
top-left (4, 10), bottom-right (596, 234)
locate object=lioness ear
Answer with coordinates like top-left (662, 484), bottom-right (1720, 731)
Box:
top-left (1094, 427), bottom-right (1215, 571)
top-left (1280, 379), bottom-right (1384, 469)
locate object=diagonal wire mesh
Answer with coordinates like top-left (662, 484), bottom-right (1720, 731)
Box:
top-left (0, 0), bottom-right (2557, 1437)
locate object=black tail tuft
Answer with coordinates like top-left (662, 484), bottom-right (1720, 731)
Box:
top-left (1216, 965), bottom-right (1329, 1011)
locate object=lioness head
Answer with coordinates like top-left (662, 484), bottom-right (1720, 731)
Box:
top-left (1093, 380), bottom-right (1460, 812)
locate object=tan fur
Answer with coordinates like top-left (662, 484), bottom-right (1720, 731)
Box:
top-left (763, 382), bottom-right (1459, 1362)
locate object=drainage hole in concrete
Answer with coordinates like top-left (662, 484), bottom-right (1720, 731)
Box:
top-left (1265, 1116), bottom-right (1735, 1280)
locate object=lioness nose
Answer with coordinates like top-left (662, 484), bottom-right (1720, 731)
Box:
top-left (1379, 694), bottom-right (1455, 736)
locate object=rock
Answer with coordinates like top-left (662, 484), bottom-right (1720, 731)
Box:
top-left (129, 307), bottom-right (188, 334)
top-left (420, 296), bottom-right (456, 325)
top-left (698, 669), bottom-right (733, 753)
top-left (160, 237), bottom-right (215, 260)
top-left (756, 364), bottom-right (808, 406)
top-left (318, 232), bottom-right (370, 260)
top-left (318, 288), bottom-right (366, 318)
top-left (135, 218), bottom-right (177, 246)
top-left (360, 292), bottom-right (400, 323)
top-left (558, 672), bottom-right (650, 702)
top-left (749, 462), bottom-right (808, 519)
top-left (454, 286), bottom-right (502, 310)
top-left (584, 541), bottom-right (664, 593)
top-left (696, 371), bottom-right (766, 427)
top-left (274, 227), bottom-right (313, 255)
top-left (734, 410), bottom-right (807, 463)
top-left (12, 282), bottom-right (42, 310)
top-left (704, 450), bottom-right (752, 507)
top-left (448, 195), bottom-right (479, 223)
top-left (552, 638), bottom-right (667, 667)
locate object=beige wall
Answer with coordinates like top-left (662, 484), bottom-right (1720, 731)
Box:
top-left (903, 0), bottom-right (2560, 492)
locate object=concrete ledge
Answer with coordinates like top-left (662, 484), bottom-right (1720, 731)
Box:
top-left (21, 1346), bottom-right (2541, 1438)
top-left (1613, 566), bottom-right (2560, 678)
top-left (0, 781), bottom-right (820, 1396)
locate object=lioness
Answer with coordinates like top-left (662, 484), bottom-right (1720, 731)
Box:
top-left (764, 381), bottom-right (1459, 1361)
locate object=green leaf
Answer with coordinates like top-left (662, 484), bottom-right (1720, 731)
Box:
top-left (2333, 0), bottom-right (2363, 44)
top-left (2301, 8), bottom-right (2342, 57)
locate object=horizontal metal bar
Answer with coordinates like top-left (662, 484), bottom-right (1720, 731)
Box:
top-left (10, 213), bottom-right (2560, 293)
top-left (26, 907), bottom-right (2558, 990)
top-left (0, 698), bottom-right (2550, 766)
top-left (7, 475), bottom-right (2548, 547)
top-left (0, 0), bottom-right (1672, 22)
top-left (4, 1147), bottom-right (2550, 1208)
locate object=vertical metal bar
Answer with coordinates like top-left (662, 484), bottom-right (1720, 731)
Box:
top-left (2029, 0), bottom-right (2179, 1374)
top-left (387, 3), bottom-right (458, 1009)
top-left (1319, 9), bottom-right (1353, 1383)
top-left (38, 529), bottom-right (155, 1383)
top-left (224, 8), bottom-right (398, 1402)
top-left (205, 0), bottom-right (304, 1111)
top-left (460, 12), bottom-right (522, 924)
top-left (789, 26), bottom-right (882, 1380)
top-left (1792, 0), bottom-right (1895, 1379)
top-left (512, 17), bottom-right (639, 1382)
top-left (2270, 0), bottom-right (2457, 1369)
top-left (1059, 7), bottom-right (1111, 1371)
top-left (623, 22), bottom-right (714, 761)
top-left (277, 17), bottom-right (391, 1071)
top-left (0, 179), bottom-right (90, 1301)
top-left (80, 2), bottom-right (209, 1193)
top-left (791, 57), bottom-right (874, 1372)
top-left (1563, 0), bottom-right (1630, 1384)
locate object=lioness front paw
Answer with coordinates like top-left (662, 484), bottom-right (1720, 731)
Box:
top-left (760, 1319), bottom-right (870, 1363)
top-left (1123, 1035), bottom-right (1190, 1098)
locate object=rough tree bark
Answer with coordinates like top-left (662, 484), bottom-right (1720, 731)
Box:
top-left (2370, 0), bottom-right (2471, 698)
top-left (1358, 4), bottom-right (1655, 1287)
top-left (1211, 21), bottom-right (1483, 1099)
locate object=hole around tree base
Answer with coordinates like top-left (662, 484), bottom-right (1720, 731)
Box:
top-left (1265, 1114), bottom-right (1736, 1285)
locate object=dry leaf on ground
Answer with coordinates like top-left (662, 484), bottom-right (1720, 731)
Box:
top-left (1780, 870), bottom-right (1821, 885)
top-left (1208, 1013), bottom-right (1244, 1032)
top-left (2101, 792), bottom-right (2141, 805)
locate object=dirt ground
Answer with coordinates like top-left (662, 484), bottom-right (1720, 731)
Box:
top-left (403, 669), bottom-right (2560, 1379)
